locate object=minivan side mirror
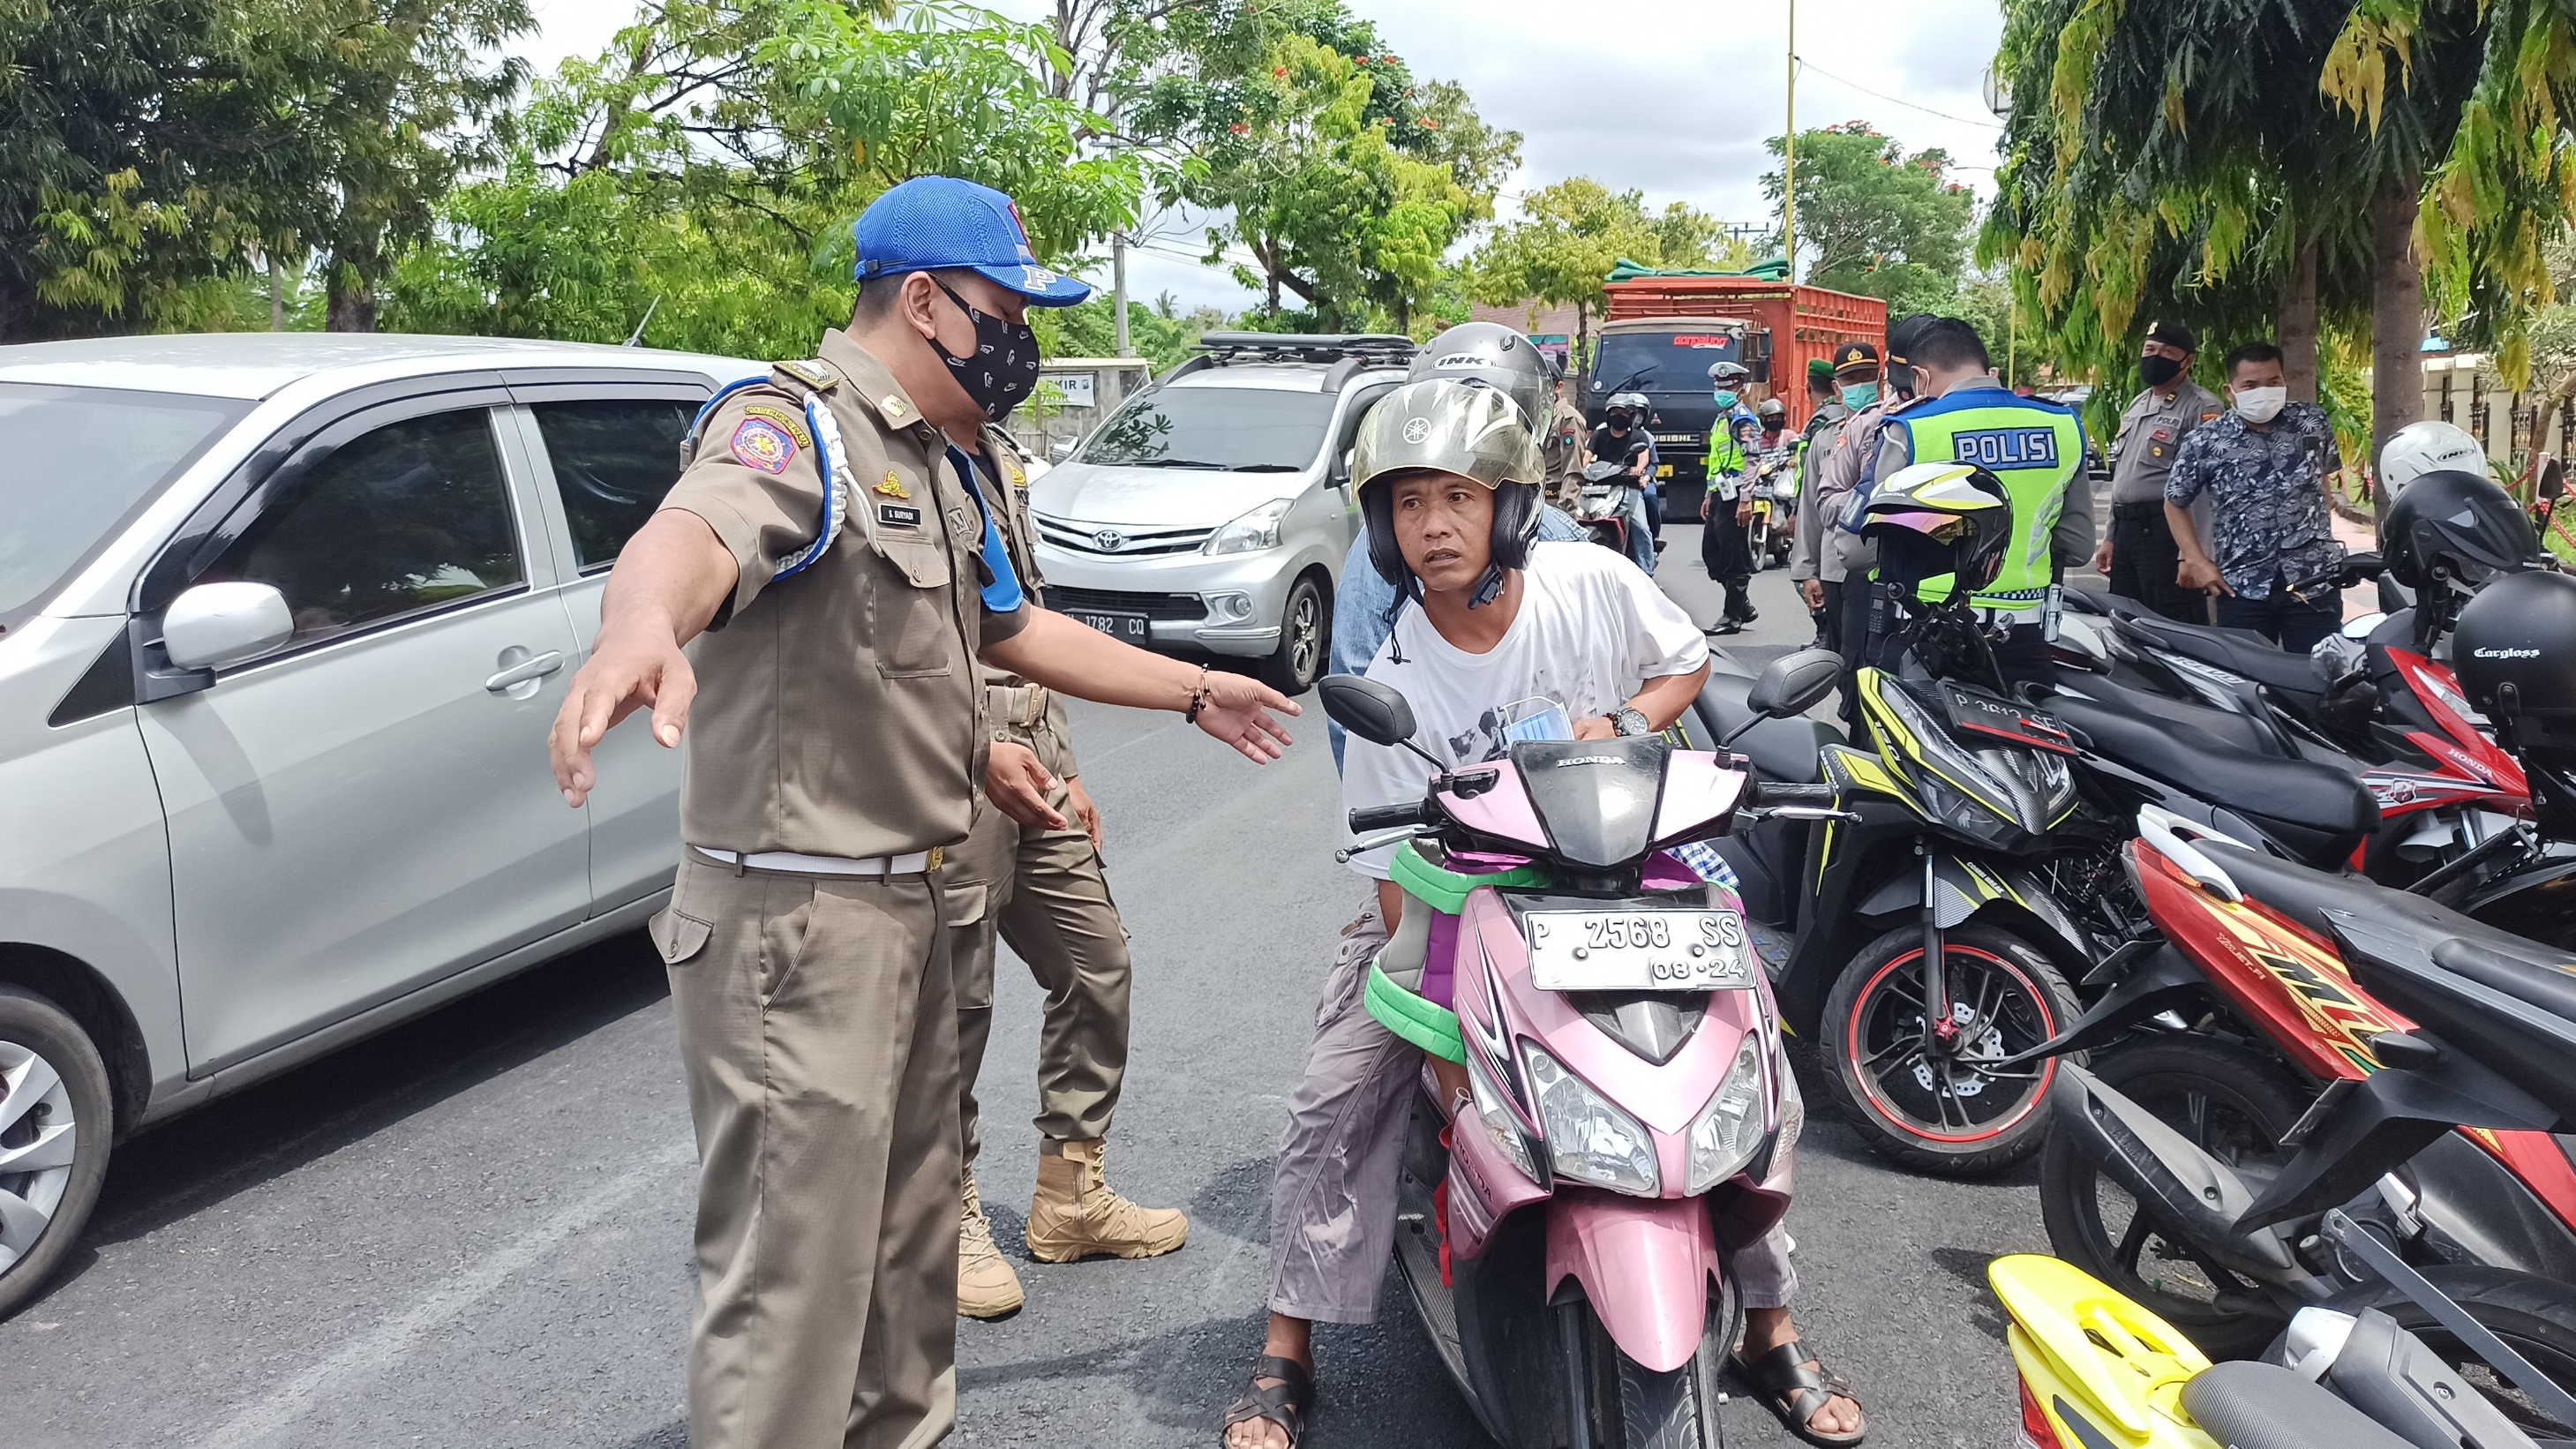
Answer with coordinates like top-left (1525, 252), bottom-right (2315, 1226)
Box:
top-left (162, 582), bottom-right (293, 672)
top-left (1049, 439), bottom-right (1077, 463)
top-left (1318, 673), bottom-right (1416, 747)
top-left (1746, 648), bottom-right (1842, 721)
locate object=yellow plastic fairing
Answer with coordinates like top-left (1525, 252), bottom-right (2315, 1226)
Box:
top-left (1988, 1255), bottom-right (2219, 1449)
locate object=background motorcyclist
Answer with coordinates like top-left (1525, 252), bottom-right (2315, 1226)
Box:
top-left (1589, 390), bottom-right (1662, 574)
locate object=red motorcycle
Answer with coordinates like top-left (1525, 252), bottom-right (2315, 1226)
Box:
top-left (2022, 805), bottom-right (2576, 1357)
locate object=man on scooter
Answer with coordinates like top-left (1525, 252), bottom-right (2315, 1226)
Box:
top-left (1591, 391), bottom-right (1661, 574)
top-left (1221, 378), bottom-right (1866, 1449)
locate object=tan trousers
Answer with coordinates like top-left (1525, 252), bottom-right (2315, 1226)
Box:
top-left (658, 857), bottom-right (960, 1449)
top-left (944, 777), bottom-right (1132, 1167)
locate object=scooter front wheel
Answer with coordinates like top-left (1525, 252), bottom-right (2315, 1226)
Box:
top-left (1565, 1287), bottom-right (1739, 1449)
top-left (1820, 922), bottom-right (2077, 1176)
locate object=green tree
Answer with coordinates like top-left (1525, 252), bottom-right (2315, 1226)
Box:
top-left (1467, 177), bottom-right (1728, 360)
top-left (1761, 122), bottom-right (1973, 317)
top-left (389, 0), bottom-right (1143, 359)
top-left (1129, 1), bottom-right (1516, 330)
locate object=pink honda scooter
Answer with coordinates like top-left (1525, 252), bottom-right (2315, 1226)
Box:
top-left (1318, 651), bottom-right (1849, 1449)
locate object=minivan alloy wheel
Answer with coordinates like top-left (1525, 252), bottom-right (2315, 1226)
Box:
top-left (0, 1040), bottom-right (79, 1269)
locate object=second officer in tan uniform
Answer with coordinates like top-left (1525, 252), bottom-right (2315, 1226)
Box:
top-left (548, 176), bottom-right (1297, 1449)
top-left (950, 450), bottom-right (1185, 1319)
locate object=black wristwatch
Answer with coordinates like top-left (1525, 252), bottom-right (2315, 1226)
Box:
top-left (1610, 707), bottom-right (1651, 737)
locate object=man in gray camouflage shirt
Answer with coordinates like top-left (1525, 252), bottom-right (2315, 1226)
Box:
top-left (2164, 341), bottom-right (2347, 653)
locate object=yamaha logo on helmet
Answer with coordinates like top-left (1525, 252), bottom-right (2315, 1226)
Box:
top-left (1402, 416), bottom-right (1433, 444)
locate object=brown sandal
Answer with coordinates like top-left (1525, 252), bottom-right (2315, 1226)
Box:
top-left (1219, 1355), bottom-right (1313, 1447)
top-left (1731, 1338), bottom-right (1865, 1446)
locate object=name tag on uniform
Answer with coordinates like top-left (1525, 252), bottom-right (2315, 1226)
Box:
top-left (1954, 427), bottom-right (2061, 470)
top-left (879, 503), bottom-right (923, 529)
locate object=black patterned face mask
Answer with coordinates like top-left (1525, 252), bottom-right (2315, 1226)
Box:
top-left (928, 277), bottom-right (1040, 423)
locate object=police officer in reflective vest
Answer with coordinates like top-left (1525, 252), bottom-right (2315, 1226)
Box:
top-left (1852, 317), bottom-right (2090, 686)
top-left (546, 176), bottom-right (1299, 1449)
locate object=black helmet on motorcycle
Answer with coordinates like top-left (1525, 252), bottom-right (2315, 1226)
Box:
top-left (1408, 322), bottom-right (1549, 439)
top-left (1603, 390), bottom-right (1648, 426)
top-left (1756, 397), bottom-right (1787, 426)
top-left (2454, 569), bottom-right (2576, 752)
top-left (1863, 462), bottom-right (2013, 603)
top-left (2381, 468), bottom-right (2539, 591)
top-left (1353, 379), bottom-right (1544, 608)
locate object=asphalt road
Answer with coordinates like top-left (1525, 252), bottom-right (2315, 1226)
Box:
top-left (3, 524), bottom-right (2047, 1449)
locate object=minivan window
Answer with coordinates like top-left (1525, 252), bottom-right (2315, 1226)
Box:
top-left (199, 409), bottom-right (522, 649)
top-left (0, 384), bottom-right (247, 627)
top-left (1078, 386), bottom-right (1336, 472)
top-left (530, 399), bottom-right (694, 568)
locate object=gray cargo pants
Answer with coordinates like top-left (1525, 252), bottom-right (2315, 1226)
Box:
top-left (1268, 906), bottom-right (1798, 1325)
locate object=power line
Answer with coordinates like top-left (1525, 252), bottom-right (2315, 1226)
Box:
top-left (1794, 57), bottom-right (2003, 131)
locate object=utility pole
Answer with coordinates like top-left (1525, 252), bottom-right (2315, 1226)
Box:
top-left (1112, 232), bottom-right (1132, 357)
top-left (1784, 0), bottom-right (1797, 282)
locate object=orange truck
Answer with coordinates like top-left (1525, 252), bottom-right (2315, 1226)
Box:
top-left (1588, 274), bottom-right (1887, 513)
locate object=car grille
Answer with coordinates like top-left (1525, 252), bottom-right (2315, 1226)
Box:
top-left (1034, 514), bottom-right (1216, 557)
top-left (1043, 586), bottom-right (1209, 622)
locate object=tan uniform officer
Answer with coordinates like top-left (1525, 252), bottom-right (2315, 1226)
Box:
top-left (949, 455), bottom-right (1185, 1320)
top-left (547, 176), bottom-right (1297, 1449)
top-left (2094, 319), bottom-right (2222, 620)
top-left (1540, 364), bottom-right (1590, 505)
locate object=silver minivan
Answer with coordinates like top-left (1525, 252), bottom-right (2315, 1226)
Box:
top-left (0, 334), bottom-right (757, 1314)
top-left (1027, 333), bottom-right (1412, 694)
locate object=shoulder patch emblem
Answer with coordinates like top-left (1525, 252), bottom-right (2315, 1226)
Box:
top-left (730, 417), bottom-right (798, 474)
top-left (2201, 411), bottom-right (2222, 423)
top-left (742, 403), bottom-right (811, 447)
top-left (875, 468), bottom-right (911, 499)
top-left (774, 358), bottom-right (837, 392)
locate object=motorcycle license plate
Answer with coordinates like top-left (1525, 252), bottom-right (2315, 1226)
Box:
top-left (1524, 910), bottom-right (1755, 992)
top-left (1068, 610), bottom-right (1151, 642)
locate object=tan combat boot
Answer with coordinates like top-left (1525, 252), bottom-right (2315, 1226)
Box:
top-left (1024, 1137), bottom-right (1190, 1264)
top-left (958, 1170), bottom-right (1025, 1318)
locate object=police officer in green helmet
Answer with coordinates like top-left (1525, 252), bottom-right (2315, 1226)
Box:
top-left (1850, 316), bottom-right (2090, 686)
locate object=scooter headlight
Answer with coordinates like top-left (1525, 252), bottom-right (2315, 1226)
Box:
top-left (1685, 1032), bottom-right (1773, 1194)
top-left (1521, 1042), bottom-right (1660, 1197)
top-left (1466, 1047), bottom-right (1540, 1183)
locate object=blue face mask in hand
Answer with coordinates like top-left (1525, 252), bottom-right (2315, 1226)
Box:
top-left (1712, 390), bottom-right (1739, 410)
top-left (1839, 381), bottom-right (1880, 409)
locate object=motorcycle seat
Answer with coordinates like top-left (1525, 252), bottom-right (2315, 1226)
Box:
top-left (2196, 839), bottom-right (2573, 976)
top-left (2049, 675), bottom-right (2291, 761)
top-left (1689, 664), bottom-right (1843, 785)
top-left (2115, 613), bottom-right (2326, 698)
top-left (2047, 691), bottom-right (2377, 846)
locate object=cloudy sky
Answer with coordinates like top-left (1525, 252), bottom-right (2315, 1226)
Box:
top-left (518, 0), bottom-right (2009, 311)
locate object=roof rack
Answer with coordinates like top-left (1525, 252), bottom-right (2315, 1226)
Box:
top-left (1165, 331), bottom-right (1418, 387)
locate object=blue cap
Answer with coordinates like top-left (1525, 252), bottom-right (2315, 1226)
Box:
top-left (852, 176), bottom-right (1093, 307)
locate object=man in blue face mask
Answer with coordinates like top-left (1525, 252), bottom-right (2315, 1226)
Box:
top-left (1791, 342), bottom-right (1884, 657)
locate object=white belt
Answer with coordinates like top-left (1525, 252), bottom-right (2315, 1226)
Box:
top-left (691, 845), bottom-right (939, 875)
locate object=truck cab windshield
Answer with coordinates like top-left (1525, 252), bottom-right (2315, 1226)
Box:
top-left (1595, 331), bottom-right (1744, 394)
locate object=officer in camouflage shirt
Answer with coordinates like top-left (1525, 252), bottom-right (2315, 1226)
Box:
top-left (2164, 341), bottom-right (2347, 653)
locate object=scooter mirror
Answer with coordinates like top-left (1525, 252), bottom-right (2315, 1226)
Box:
top-left (1748, 648), bottom-right (1843, 720)
top-left (1318, 673), bottom-right (1419, 748)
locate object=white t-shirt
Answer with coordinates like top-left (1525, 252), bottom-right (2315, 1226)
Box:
top-left (1341, 541), bottom-right (1710, 878)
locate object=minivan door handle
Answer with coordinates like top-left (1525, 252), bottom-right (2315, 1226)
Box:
top-left (485, 649), bottom-right (565, 694)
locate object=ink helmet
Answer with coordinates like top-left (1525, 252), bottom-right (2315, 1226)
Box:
top-left (1408, 322), bottom-right (1549, 439)
top-left (1863, 462), bottom-right (2015, 602)
top-left (1352, 379), bottom-right (1545, 606)
top-left (2378, 420), bottom-right (2487, 497)
top-left (2380, 468), bottom-right (2540, 592)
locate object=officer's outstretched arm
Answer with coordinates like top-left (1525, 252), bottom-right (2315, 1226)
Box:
top-left (549, 509), bottom-right (738, 807)
top-left (983, 609), bottom-right (1300, 763)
